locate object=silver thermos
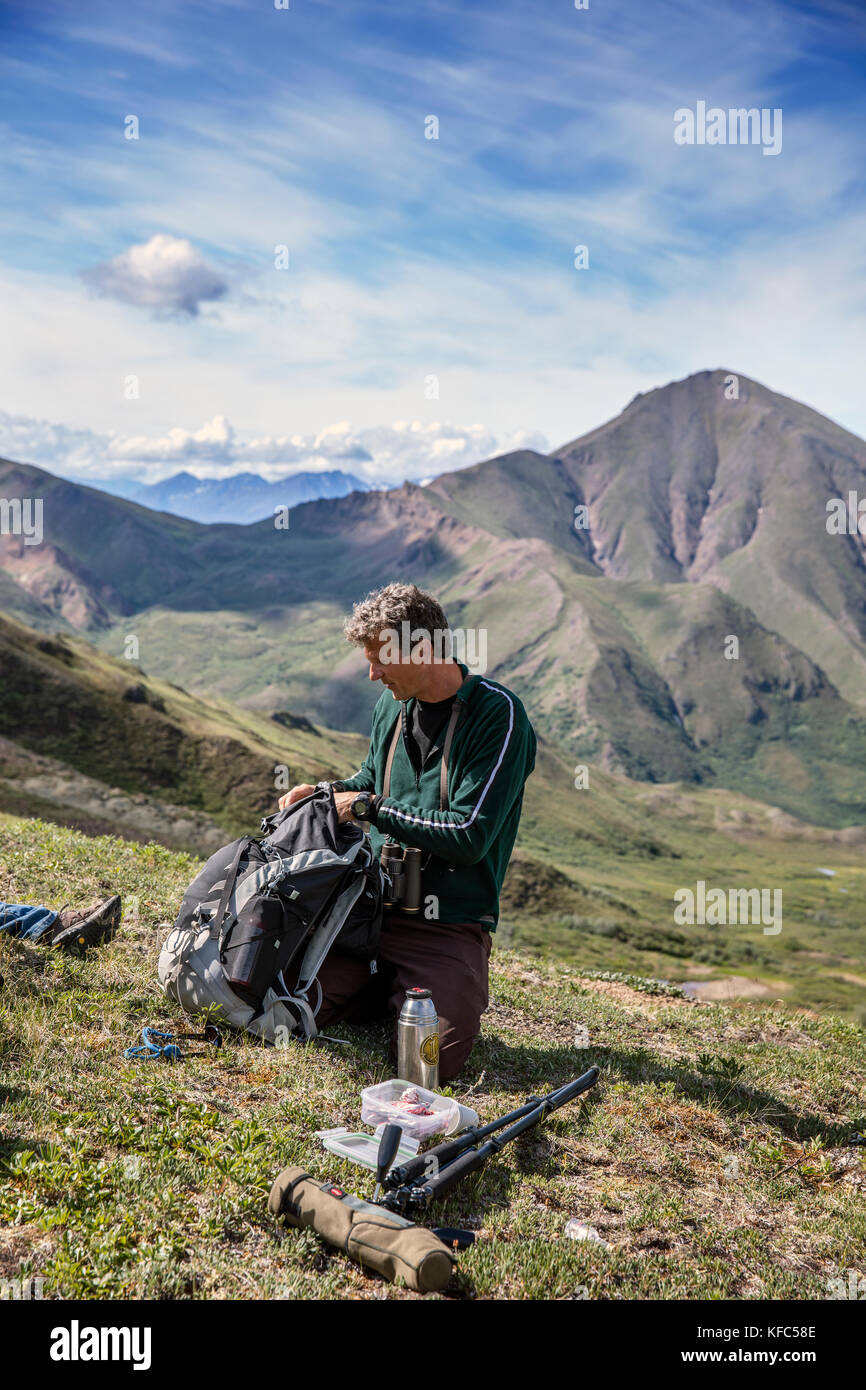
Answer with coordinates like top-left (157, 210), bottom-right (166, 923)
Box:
top-left (397, 987), bottom-right (440, 1089)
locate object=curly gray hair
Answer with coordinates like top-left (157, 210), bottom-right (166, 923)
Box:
top-left (343, 582), bottom-right (450, 651)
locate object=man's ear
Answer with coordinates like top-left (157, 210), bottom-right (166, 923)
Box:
top-left (378, 629), bottom-right (401, 667)
top-left (410, 632), bottom-right (432, 665)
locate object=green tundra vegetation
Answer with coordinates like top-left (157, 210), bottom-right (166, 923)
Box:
top-left (1, 816), bottom-right (863, 1300)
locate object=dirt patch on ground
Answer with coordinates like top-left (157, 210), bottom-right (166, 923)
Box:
top-left (574, 976), bottom-right (696, 1013)
top-left (485, 1000), bottom-right (576, 1046)
top-left (496, 965), bottom-right (695, 1019)
top-left (681, 975), bottom-right (790, 1002)
top-left (0, 1223), bottom-right (53, 1281)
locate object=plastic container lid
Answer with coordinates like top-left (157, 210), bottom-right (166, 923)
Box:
top-left (316, 1127), bottom-right (420, 1172)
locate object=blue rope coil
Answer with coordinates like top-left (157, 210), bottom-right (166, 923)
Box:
top-left (123, 1025), bottom-right (221, 1062)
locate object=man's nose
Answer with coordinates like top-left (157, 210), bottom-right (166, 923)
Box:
top-left (369, 662), bottom-right (383, 681)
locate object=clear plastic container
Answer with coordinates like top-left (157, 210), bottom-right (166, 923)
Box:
top-left (361, 1078), bottom-right (461, 1141)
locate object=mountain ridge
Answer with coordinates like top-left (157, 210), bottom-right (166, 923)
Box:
top-left (87, 466), bottom-right (375, 524)
top-left (3, 369), bottom-right (866, 826)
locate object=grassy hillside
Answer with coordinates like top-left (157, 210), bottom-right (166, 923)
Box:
top-left (0, 610), bottom-right (368, 840)
top-left (509, 742), bottom-right (866, 1022)
top-left (85, 523), bottom-right (866, 827)
top-left (0, 815), bottom-right (863, 1300)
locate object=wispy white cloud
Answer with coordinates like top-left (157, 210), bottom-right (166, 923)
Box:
top-left (0, 405), bottom-right (548, 487)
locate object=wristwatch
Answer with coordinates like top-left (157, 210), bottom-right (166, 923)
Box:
top-left (351, 791), bottom-right (375, 822)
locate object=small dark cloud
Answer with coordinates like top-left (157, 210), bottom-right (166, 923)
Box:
top-left (81, 233), bottom-right (228, 317)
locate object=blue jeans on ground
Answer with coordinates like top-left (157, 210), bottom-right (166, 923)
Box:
top-left (0, 902), bottom-right (58, 941)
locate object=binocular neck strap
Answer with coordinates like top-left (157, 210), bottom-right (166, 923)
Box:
top-left (382, 713), bottom-right (402, 801)
top-left (439, 703), bottom-right (463, 811)
top-left (382, 677), bottom-right (468, 811)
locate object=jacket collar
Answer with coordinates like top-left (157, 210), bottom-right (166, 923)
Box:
top-left (401, 662), bottom-right (478, 708)
top-left (455, 662), bottom-right (481, 706)
top-left (399, 663), bottom-right (477, 737)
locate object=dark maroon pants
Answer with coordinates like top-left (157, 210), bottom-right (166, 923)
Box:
top-left (298, 912), bottom-right (492, 1081)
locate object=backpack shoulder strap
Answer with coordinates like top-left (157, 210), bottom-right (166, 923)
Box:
top-left (211, 837), bottom-right (252, 952)
top-left (273, 863), bottom-right (370, 1040)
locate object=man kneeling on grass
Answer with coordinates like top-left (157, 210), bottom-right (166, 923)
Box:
top-left (278, 583), bottom-right (537, 1080)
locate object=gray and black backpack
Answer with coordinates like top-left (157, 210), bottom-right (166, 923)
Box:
top-left (158, 785), bottom-right (383, 1044)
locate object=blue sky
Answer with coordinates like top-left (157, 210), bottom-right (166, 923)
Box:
top-left (0, 0), bottom-right (864, 483)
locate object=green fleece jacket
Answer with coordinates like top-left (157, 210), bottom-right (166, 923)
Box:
top-left (334, 664), bottom-right (536, 929)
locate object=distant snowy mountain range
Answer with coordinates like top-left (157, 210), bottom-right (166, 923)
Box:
top-left (78, 468), bottom-right (376, 524)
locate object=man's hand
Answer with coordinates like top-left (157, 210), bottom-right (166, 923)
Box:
top-left (278, 783), bottom-right (316, 811)
top-left (333, 790), bottom-right (360, 824)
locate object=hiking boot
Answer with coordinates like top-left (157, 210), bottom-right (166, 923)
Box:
top-left (51, 896), bottom-right (122, 953)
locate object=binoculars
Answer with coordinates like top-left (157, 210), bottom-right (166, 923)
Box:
top-left (381, 842), bottom-right (423, 913)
